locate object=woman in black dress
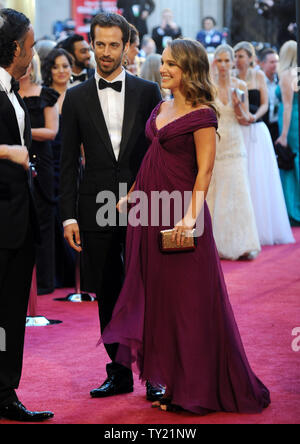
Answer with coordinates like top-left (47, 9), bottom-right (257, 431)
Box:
top-left (19, 54), bottom-right (59, 295)
top-left (42, 48), bottom-right (76, 289)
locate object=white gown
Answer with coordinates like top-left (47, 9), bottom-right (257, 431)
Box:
top-left (207, 99), bottom-right (261, 260)
top-left (241, 120), bottom-right (295, 246)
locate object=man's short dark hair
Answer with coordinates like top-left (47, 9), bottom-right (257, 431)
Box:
top-left (0, 8), bottom-right (31, 68)
top-left (90, 13), bottom-right (131, 47)
top-left (258, 48), bottom-right (278, 63)
top-left (57, 34), bottom-right (85, 57)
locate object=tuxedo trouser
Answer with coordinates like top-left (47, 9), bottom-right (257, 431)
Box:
top-left (81, 228), bottom-right (133, 382)
top-left (0, 225), bottom-right (35, 406)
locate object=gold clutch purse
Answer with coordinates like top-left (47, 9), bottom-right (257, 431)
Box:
top-left (159, 229), bottom-right (197, 253)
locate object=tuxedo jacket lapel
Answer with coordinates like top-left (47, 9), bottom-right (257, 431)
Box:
top-left (84, 78), bottom-right (116, 162)
top-left (119, 73), bottom-right (140, 162)
top-left (0, 91), bottom-right (22, 146)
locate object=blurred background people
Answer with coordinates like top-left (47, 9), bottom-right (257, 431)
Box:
top-left (234, 41), bottom-right (294, 246)
top-left (57, 34), bottom-right (94, 86)
top-left (42, 48), bottom-right (76, 288)
top-left (140, 52), bottom-right (169, 98)
top-left (196, 16), bottom-right (223, 53)
top-left (258, 48), bottom-right (280, 144)
top-left (117, 0), bottom-right (155, 41)
top-left (139, 35), bottom-right (156, 58)
top-left (151, 8), bottom-right (182, 54)
top-left (35, 39), bottom-right (56, 66)
top-left (276, 40), bottom-right (300, 226)
top-left (19, 54), bottom-right (59, 295)
top-left (257, 0), bottom-right (297, 48)
top-left (124, 24), bottom-right (140, 75)
top-left (207, 44), bottom-right (260, 260)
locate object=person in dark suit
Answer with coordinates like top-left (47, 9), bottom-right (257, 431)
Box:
top-left (0, 8), bottom-right (54, 422)
top-left (57, 34), bottom-right (95, 87)
top-left (258, 0), bottom-right (296, 48)
top-left (60, 12), bottom-right (163, 401)
top-left (117, 0), bottom-right (155, 41)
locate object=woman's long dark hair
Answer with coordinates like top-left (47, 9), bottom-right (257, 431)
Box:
top-left (42, 48), bottom-right (73, 87)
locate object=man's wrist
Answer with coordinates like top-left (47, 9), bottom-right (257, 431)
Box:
top-left (63, 219), bottom-right (78, 228)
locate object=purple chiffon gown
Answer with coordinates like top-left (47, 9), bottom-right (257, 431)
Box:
top-left (102, 102), bottom-right (271, 415)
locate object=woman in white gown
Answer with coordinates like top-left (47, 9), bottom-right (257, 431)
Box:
top-left (234, 42), bottom-right (295, 246)
top-left (207, 45), bottom-right (261, 260)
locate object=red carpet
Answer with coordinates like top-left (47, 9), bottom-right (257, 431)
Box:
top-left (1, 229), bottom-right (300, 425)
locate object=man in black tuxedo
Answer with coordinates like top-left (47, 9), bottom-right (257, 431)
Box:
top-left (0, 8), bottom-right (54, 422)
top-left (60, 12), bottom-right (163, 400)
top-left (117, 0), bottom-right (155, 41)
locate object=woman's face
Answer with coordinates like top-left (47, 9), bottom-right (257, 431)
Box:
top-left (160, 46), bottom-right (183, 91)
top-left (215, 51), bottom-right (233, 75)
top-left (127, 37), bottom-right (140, 65)
top-left (234, 49), bottom-right (251, 71)
top-left (51, 55), bottom-right (72, 86)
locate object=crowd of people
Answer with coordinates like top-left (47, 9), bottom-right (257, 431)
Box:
top-left (0, 4), bottom-right (298, 422)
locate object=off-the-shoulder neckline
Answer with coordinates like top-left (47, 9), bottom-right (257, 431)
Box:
top-left (154, 101), bottom-right (215, 133)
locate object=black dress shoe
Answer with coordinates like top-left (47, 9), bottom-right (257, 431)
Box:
top-left (90, 376), bottom-right (134, 398)
top-left (146, 382), bottom-right (165, 402)
top-left (0, 401), bottom-right (54, 422)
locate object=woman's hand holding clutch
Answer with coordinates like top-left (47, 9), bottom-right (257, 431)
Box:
top-left (172, 216), bottom-right (196, 247)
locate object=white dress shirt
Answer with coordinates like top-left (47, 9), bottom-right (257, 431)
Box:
top-left (0, 67), bottom-right (25, 146)
top-left (63, 68), bottom-right (126, 228)
top-left (95, 68), bottom-right (126, 161)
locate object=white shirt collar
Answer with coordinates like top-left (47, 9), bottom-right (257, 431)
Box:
top-left (0, 66), bottom-right (12, 93)
top-left (95, 68), bottom-right (126, 84)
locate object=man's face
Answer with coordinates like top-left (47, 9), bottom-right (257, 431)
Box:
top-left (92, 25), bottom-right (129, 79)
top-left (73, 40), bottom-right (91, 69)
top-left (14, 25), bottom-right (35, 80)
top-left (262, 54), bottom-right (279, 77)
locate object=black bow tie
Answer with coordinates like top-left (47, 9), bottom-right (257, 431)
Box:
top-left (72, 74), bottom-right (87, 83)
top-left (10, 78), bottom-right (20, 94)
top-left (98, 78), bottom-right (122, 93)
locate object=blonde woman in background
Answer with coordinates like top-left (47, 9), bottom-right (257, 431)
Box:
top-left (234, 41), bottom-right (294, 246)
top-left (140, 53), bottom-right (170, 99)
top-left (206, 44), bottom-right (260, 260)
top-left (276, 41), bottom-right (300, 225)
top-left (19, 53), bottom-right (59, 295)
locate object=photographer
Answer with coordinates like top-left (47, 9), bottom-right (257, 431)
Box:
top-left (117, 0), bottom-right (155, 41)
top-left (255, 0), bottom-right (296, 47)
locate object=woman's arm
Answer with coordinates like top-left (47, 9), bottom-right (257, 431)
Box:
top-left (276, 71), bottom-right (294, 146)
top-left (117, 181), bottom-right (136, 213)
top-left (31, 104), bottom-right (59, 142)
top-left (232, 79), bottom-right (251, 125)
top-left (173, 127), bottom-right (216, 245)
top-left (250, 70), bottom-right (269, 122)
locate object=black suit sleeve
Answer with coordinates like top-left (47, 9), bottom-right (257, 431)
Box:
top-left (59, 90), bottom-right (82, 222)
top-left (151, 81), bottom-right (162, 111)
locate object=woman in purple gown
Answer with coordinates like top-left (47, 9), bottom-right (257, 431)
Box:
top-left (102, 39), bottom-right (270, 415)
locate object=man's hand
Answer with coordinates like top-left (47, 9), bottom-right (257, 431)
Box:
top-left (64, 223), bottom-right (82, 253)
top-left (0, 145), bottom-right (29, 170)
